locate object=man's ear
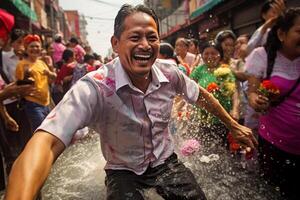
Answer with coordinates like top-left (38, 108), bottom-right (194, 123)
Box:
top-left (111, 36), bottom-right (119, 53)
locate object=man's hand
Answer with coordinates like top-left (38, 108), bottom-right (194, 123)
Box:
top-left (229, 122), bottom-right (258, 150)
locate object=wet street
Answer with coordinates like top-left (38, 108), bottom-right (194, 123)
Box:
top-left (38, 125), bottom-right (281, 200)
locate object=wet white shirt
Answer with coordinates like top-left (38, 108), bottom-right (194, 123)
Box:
top-left (38, 58), bottom-right (199, 175)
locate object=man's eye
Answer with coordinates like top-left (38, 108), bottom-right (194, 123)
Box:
top-left (148, 36), bottom-right (158, 42)
top-left (130, 36), bottom-right (139, 41)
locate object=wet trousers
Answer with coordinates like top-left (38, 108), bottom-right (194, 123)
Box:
top-left (105, 153), bottom-right (206, 200)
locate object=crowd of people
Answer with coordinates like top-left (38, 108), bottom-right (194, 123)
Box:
top-left (0, 8), bottom-right (111, 191)
top-left (0, 0), bottom-right (299, 199)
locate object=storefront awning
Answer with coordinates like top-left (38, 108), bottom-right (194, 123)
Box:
top-left (190, 0), bottom-right (224, 19)
top-left (10, 0), bottom-right (37, 21)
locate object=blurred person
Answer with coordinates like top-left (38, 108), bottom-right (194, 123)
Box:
top-left (215, 30), bottom-right (236, 66)
top-left (52, 34), bottom-right (66, 67)
top-left (232, 34), bottom-right (251, 125)
top-left (198, 31), bottom-right (209, 53)
top-left (69, 37), bottom-right (86, 63)
top-left (92, 53), bottom-right (103, 69)
top-left (84, 45), bottom-right (92, 55)
top-left (40, 43), bottom-right (55, 73)
top-left (247, 0), bottom-right (286, 54)
top-left (54, 49), bottom-right (76, 100)
top-left (15, 34), bottom-right (56, 131)
top-left (72, 54), bottom-right (95, 85)
top-left (5, 4), bottom-right (256, 199)
top-left (188, 38), bottom-right (202, 67)
top-left (175, 37), bottom-right (196, 71)
top-left (0, 17), bottom-right (35, 189)
top-left (190, 42), bottom-right (240, 144)
top-left (246, 8), bottom-right (300, 199)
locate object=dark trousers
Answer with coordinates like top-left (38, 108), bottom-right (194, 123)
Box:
top-left (105, 153), bottom-right (206, 200)
top-left (24, 101), bottom-right (50, 131)
top-left (0, 101), bottom-right (32, 189)
top-left (258, 136), bottom-right (300, 200)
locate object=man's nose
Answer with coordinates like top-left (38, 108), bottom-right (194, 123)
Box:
top-left (139, 38), bottom-right (151, 50)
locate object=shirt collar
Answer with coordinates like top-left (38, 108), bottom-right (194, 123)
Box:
top-left (115, 58), bottom-right (169, 92)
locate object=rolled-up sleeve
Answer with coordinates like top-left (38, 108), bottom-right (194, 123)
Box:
top-left (37, 78), bottom-right (99, 146)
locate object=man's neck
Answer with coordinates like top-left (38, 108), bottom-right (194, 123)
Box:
top-left (129, 72), bottom-right (152, 93)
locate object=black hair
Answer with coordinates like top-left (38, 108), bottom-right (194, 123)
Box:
top-left (114, 4), bottom-right (159, 39)
top-left (69, 37), bottom-right (79, 44)
top-left (201, 41), bottom-right (224, 60)
top-left (10, 28), bottom-right (26, 43)
top-left (159, 42), bottom-right (174, 59)
top-left (84, 54), bottom-right (95, 63)
top-left (62, 49), bottom-right (74, 62)
top-left (93, 52), bottom-right (100, 60)
top-left (264, 8), bottom-right (300, 79)
top-left (55, 36), bottom-right (62, 43)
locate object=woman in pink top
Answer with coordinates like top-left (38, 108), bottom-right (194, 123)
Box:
top-left (246, 8), bottom-right (300, 199)
top-left (52, 34), bottom-right (66, 65)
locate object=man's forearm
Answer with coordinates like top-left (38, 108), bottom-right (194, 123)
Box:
top-left (5, 131), bottom-right (65, 199)
top-left (196, 86), bottom-right (238, 129)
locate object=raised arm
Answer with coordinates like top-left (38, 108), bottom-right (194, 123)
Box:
top-left (5, 131), bottom-right (65, 199)
top-left (196, 86), bottom-right (257, 149)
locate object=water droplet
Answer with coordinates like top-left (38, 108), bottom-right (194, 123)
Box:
top-left (260, 124), bottom-right (265, 130)
top-left (285, 159), bottom-right (291, 165)
top-left (275, 186), bottom-right (280, 192)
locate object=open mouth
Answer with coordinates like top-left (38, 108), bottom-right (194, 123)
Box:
top-left (133, 53), bottom-right (152, 65)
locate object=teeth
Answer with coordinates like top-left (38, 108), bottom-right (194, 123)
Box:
top-left (134, 55), bottom-right (151, 59)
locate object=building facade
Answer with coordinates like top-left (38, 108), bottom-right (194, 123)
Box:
top-left (146, 0), bottom-right (300, 45)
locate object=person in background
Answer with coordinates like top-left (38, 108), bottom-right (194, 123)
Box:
top-left (175, 37), bottom-right (196, 72)
top-left (54, 49), bottom-right (76, 103)
top-left (52, 34), bottom-right (66, 67)
top-left (84, 45), bottom-right (93, 55)
top-left (247, 0), bottom-right (286, 54)
top-left (215, 30), bottom-right (236, 66)
top-left (246, 8), bottom-right (300, 199)
top-left (198, 31), bottom-right (209, 53)
top-left (41, 43), bottom-right (55, 73)
top-left (190, 42), bottom-right (240, 144)
top-left (69, 37), bottom-right (86, 64)
top-left (15, 34), bottom-right (56, 131)
top-left (188, 38), bottom-right (202, 67)
top-left (0, 11), bottom-right (35, 189)
top-left (93, 53), bottom-right (103, 69)
top-left (5, 4), bottom-right (256, 199)
top-left (232, 34), bottom-right (251, 125)
top-left (72, 54), bottom-right (95, 85)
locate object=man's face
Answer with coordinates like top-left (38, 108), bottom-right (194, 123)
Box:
top-left (12, 37), bottom-right (25, 56)
top-left (111, 12), bottom-right (159, 78)
top-left (25, 41), bottom-right (41, 59)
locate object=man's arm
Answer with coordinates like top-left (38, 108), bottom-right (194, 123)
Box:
top-left (5, 131), bottom-right (65, 200)
top-left (196, 86), bottom-right (257, 149)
